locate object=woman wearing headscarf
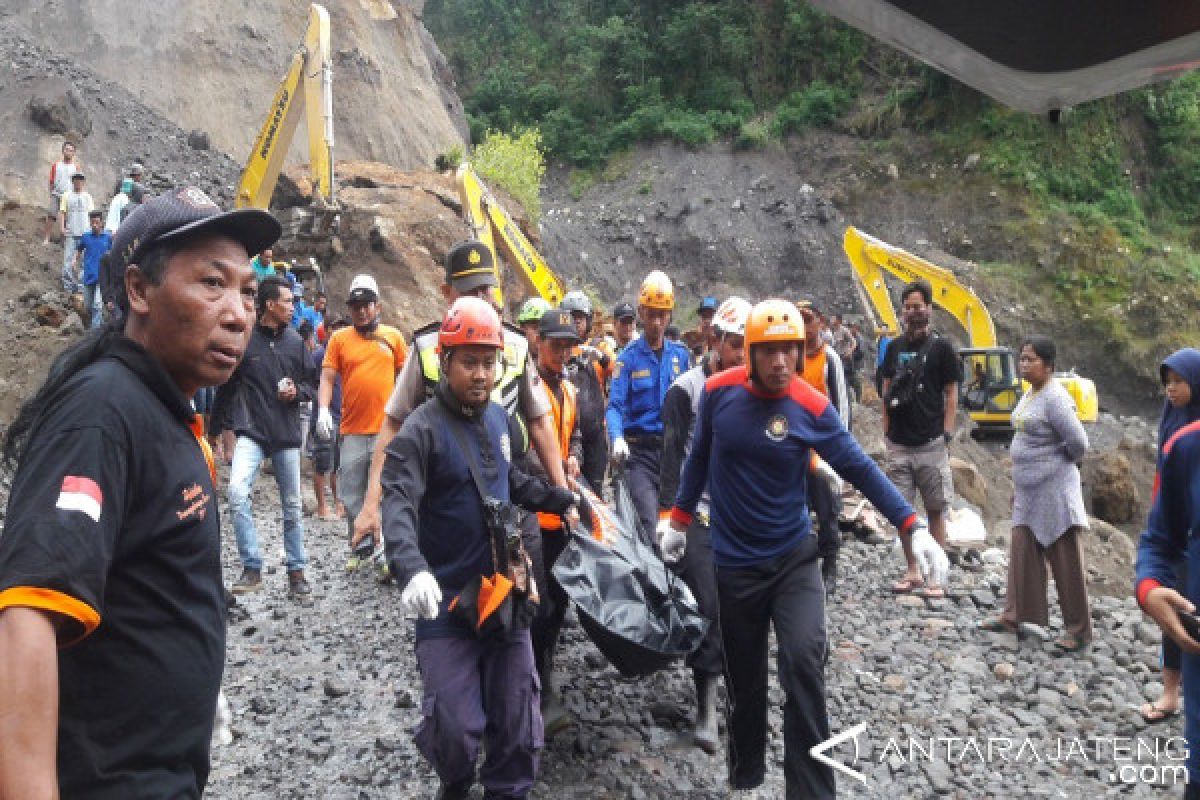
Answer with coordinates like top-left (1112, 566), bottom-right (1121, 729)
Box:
top-left (1139, 348), bottom-right (1200, 723)
top-left (982, 335), bottom-right (1092, 651)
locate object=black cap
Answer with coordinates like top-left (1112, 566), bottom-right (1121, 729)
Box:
top-left (538, 307), bottom-right (581, 341)
top-left (71, 172), bottom-right (86, 180)
top-left (613, 301), bottom-right (635, 320)
top-left (111, 186), bottom-right (281, 276)
top-left (445, 240), bottom-right (497, 293)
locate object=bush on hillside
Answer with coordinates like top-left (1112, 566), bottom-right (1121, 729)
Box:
top-left (771, 81), bottom-right (853, 136)
top-left (472, 129), bottom-right (546, 224)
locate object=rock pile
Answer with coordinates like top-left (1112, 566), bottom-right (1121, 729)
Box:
top-left (208, 414), bottom-right (1172, 799)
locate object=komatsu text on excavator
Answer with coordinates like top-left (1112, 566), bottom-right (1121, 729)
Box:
top-left (844, 226), bottom-right (1099, 433)
top-left (456, 162), bottom-right (565, 307)
top-left (236, 3), bottom-right (337, 236)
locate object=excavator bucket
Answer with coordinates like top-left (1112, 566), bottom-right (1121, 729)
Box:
top-left (811, 1), bottom-right (1200, 112)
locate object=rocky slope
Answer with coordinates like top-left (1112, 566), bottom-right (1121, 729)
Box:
top-left (0, 0), bottom-right (465, 207)
top-left (540, 137), bottom-right (1167, 418)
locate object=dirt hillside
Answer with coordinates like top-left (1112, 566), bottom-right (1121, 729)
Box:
top-left (0, 0), bottom-right (465, 207)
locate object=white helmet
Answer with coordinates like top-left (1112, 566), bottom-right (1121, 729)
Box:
top-left (713, 296), bottom-right (752, 336)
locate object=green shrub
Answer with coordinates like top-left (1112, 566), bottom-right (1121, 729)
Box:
top-left (771, 81), bottom-right (853, 136)
top-left (472, 129), bottom-right (546, 223)
top-left (734, 119), bottom-right (770, 150)
top-left (660, 109), bottom-right (716, 148)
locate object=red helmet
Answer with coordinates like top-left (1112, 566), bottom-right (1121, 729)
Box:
top-left (438, 296), bottom-right (503, 351)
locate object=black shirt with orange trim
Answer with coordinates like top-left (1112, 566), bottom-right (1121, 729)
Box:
top-left (0, 337), bottom-right (223, 798)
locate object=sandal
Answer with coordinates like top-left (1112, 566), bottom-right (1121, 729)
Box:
top-left (1140, 702), bottom-right (1181, 724)
top-left (891, 576), bottom-right (925, 594)
top-left (980, 617), bottom-right (1018, 634)
top-left (1053, 634), bottom-right (1091, 653)
top-left (917, 586), bottom-right (947, 599)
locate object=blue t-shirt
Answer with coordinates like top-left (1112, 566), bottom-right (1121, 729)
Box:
top-left (75, 231), bottom-right (113, 286)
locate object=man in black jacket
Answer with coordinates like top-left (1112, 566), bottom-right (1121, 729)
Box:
top-left (211, 276), bottom-right (317, 595)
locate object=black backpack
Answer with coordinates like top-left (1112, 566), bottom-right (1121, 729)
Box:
top-left (884, 334), bottom-right (937, 413)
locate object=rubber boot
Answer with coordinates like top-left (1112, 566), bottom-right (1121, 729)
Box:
top-left (540, 667), bottom-right (572, 738)
top-left (692, 670), bottom-right (719, 754)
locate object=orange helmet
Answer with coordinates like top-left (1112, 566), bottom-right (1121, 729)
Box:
top-left (638, 270), bottom-right (675, 310)
top-left (438, 296), bottom-right (503, 351)
top-left (745, 298), bottom-right (804, 377)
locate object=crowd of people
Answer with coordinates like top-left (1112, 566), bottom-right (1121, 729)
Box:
top-left (0, 163), bottom-right (1198, 800)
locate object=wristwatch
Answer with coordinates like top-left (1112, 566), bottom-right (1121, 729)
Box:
top-left (943, 431), bottom-right (953, 444)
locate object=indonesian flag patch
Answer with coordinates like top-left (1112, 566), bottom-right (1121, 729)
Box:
top-left (56, 476), bottom-right (102, 522)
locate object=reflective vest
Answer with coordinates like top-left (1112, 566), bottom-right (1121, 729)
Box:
top-left (536, 377), bottom-right (577, 531)
top-left (413, 320), bottom-right (532, 453)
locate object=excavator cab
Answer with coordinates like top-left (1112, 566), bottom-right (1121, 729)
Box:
top-left (959, 347), bottom-right (1022, 433)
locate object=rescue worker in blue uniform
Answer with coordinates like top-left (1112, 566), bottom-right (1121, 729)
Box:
top-left (661, 298), bottom-right (950, 800)
top-left (605, 270), bottom-right (691, 536)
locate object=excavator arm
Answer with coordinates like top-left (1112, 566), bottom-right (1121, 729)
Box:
top-left (456, 163), bottom-right (565, 306)
top-left (843, 226), bottom-right (997, 348)
top-left (236, 3), bottom-right (335, 211)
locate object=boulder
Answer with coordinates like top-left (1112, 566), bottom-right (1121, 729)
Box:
top-left (1090, 452), bottom-right (1139, 524)
top-left (187, 129), bottom-right (211, 150)
top-left (60, 312), bottom-right (85, 336)
top-left (34, 304), bottom-right (66, 327)
top-left (949, 457), bottom-right (988, 509)
top-left (27, 78), bottom-right (92, 136)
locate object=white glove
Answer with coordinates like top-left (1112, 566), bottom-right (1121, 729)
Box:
top-left (400, 571), bottom-right (442, 620)
top-left (611, 437), bottom-right (630, 464)
top-left (315, 407), bottom-right (335, 440)
top-left (910, 521), bottom-right (949, 588)
top-left (657, 518), bottom-right (686, 564)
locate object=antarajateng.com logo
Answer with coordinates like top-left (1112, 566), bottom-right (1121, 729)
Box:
top-left (812, 725), bottom-right (1190, 788)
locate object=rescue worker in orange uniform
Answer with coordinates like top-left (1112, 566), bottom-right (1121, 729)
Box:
top-left (527, 308), bottom-right (584, 736)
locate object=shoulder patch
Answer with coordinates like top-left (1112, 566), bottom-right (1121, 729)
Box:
top-left (705, 365), bottom-right (748, 392)
top-left (787, 377), bottom-right (830, 416)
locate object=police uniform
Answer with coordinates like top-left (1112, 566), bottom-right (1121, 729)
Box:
top-left (0, 339), bottom-right (223, 797)
top-left (605, 333), bottom-right (690, 536)
top-left (387, 319), bottom-right (546, 452)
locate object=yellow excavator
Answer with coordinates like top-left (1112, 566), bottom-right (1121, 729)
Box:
top-left (236, 3), bottom-right (337, 236)
top-left (844, 226), bottom-right (1099, 431)
top-left (456, 162), bottom-right (565, 306)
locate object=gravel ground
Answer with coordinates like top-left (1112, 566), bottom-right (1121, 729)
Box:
top-left (208, 468), bottom-right (1181, 800)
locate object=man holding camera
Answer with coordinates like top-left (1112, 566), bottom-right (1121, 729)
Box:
top-left (210, 276), bottom-right (317, 595)
top-left (381, 298), bottom-right (582, 800)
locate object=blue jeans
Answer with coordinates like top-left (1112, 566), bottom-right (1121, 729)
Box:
top-left (83, 283), bottom-right (103, 330)
top-left (228, 437), bottom-right (306, 571)
top-left (62, 235), bottom-right (80, 293)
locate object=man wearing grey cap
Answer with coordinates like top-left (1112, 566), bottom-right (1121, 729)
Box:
top-left (0, 186), bottom-right (279, 798)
